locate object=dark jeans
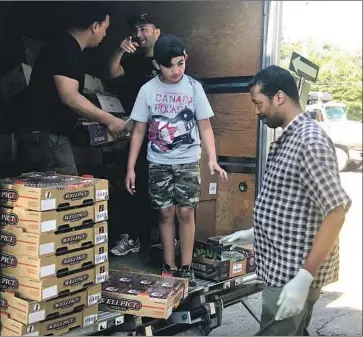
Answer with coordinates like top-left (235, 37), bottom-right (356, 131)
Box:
top-left (16, 131), bottom-right (78, 175)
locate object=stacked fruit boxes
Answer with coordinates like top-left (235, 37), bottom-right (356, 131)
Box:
top-left (0, 172), bottom-right (110, 335)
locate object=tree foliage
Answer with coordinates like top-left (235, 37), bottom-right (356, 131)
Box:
top-left (280, 38), bottom-right (362, 121)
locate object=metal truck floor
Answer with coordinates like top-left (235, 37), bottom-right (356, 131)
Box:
top-left (108, 253), bottom-right (261, 295)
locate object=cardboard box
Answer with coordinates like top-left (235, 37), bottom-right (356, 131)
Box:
top-left (0, 172), bottom-right (109, 211)
top-left (74, 116), bottom-right (132, 146)
top-left (0, 242), bottom-right (108, 279)
top-left (0, 310), bottom-right (83, 336)
top-left (192, 239), bottom-right (255, 281)
top-left (0, 284), bottom-right (101, 325)
top-left (0, 305), bottom-right (99, 336)
top-left (0, 63), bottom-right (32, 102)
top-left (101, 269), bottom-right (188, 319)
top-left (74, 93), bottom-right (128, 146)
top-left (82, 304), bottom-right (99, 327)
top-left (0, 262), bottom-right (108, 302)
top-left (206, 235), bottom-right (253, 250)
top-left (84, 74), bottom-right (105, 95)
top-left (195, 200), bottom-right (217, 240)
top-left (85, 93), bottom-right (125, 115)
top-left (0, 199), bottom-right (107, 232)
top-left (1, 221), bottom-right (108, 258)
top-left (76, 121), bottom-right (116, 146)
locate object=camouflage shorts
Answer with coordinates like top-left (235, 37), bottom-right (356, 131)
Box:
top-left (148, 162), bottom-right (201, 209)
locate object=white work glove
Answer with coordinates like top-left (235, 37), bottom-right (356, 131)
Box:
top-left (219, 228), bottom-right (254, 245)
top-left (275, 269), bottom-right (314, 321)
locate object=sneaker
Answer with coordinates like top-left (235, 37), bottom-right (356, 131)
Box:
top-left (110, 234), bottom-right (140, 256)
top-left (175, 265), bottom-right (197, 289)
top-left (161, 264), bottom-right (178, 277)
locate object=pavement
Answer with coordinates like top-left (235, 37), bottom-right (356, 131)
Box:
top-left (210, 168), bottom-right (362, 336)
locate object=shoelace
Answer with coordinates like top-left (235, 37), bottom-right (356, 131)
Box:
top-left (114, 239), bottom-right (128, 249)
top-left (181, 270), bottom-right (194, 279)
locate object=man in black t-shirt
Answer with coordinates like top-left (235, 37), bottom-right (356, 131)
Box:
top-left (17, 3), bottom-right (126, 175)
top-left (108, 13), bottom-right (161, 114)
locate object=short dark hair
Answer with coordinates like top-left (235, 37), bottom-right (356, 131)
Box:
top-left (248, 65), bottom-right (300, 104)
top-left (68, 2), bottom-right (109, 30)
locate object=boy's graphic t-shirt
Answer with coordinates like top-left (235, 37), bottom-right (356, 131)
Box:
top-left (130, 75), bottom-right (214, 165)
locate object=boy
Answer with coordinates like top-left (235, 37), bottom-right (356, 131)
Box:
top-left (125, 34), bottom-right (227, 284)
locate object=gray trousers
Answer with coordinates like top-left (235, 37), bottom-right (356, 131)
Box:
top-left (258, 286), bottom-right (321, 336)
top-left (16, 132), bottom-right (78, 175)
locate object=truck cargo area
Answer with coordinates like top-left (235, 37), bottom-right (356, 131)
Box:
top-left (78, 254), bottom-right (264, 336)
top-left (0, 1), bottom-right (282, 335)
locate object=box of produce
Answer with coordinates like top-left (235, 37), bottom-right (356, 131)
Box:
top-left (0, 172), bottom-right (108, 211)
top-left (192, 239), bottom-right (255, 281)
top-left (101, 269), bottom-right (188, 319)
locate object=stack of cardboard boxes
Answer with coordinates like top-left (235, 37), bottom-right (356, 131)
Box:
top-left (0, 172), bottom-right (110, 335)
top-left (195, 141), bottom-right (220, 240)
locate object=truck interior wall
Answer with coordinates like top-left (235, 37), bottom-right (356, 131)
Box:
top-left (1, 1), bottom-right (263, 79)
top-left (208, 94), bottom-right (258, 157)
top-left (0, 1), bottom-right (265, 237)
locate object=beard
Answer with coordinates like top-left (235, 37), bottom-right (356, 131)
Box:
top-left (261, 115), bottom-right (283, 129)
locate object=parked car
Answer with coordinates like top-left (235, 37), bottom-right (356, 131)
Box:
top-left (307, 101), bottom-right (362, 171)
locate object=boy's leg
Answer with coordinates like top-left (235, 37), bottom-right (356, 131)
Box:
top-left (148, 163), bottom-right (176, 267)
top-left (174, 162), bottom-right (201, 266)
top-left (176, 206), bottom-right (195, 266)
top-left (159, 206), bottom-right (176, 267)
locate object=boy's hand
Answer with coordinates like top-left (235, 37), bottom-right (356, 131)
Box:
top-left (208, 161), bottom-right (228, 182)
top-left (125, 170), bottom-right (136, 195)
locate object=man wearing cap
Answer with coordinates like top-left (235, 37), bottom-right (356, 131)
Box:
top-left (107, 13), bottom-right (161, 256)
top-left (108, 13), bottom-right (161, 114)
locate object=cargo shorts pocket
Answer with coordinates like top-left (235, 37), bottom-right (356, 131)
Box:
top-left (174, 162), bottom-right (201, 208)
top-left (148, 163), bottom-right (174, 209)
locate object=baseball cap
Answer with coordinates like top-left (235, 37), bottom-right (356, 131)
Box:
top-left (153, 34), bottom-right (187, 67)
top-left (127, 13), bottom-right (159, 28)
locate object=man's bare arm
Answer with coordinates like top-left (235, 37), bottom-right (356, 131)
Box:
top-left (108, 37), bottom-right (139, 79)
top-left (304, 205), bottom-right (346, 276)
top-left (54, 75), bottom-right (125, 136)
top-left (108, 47), bottom-right (125, 79)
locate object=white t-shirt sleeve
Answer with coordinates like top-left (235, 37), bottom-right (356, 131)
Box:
top-left (130, 87), bottom-right (150, 123)
top-left (194, 81), bottom-right (214, 120)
